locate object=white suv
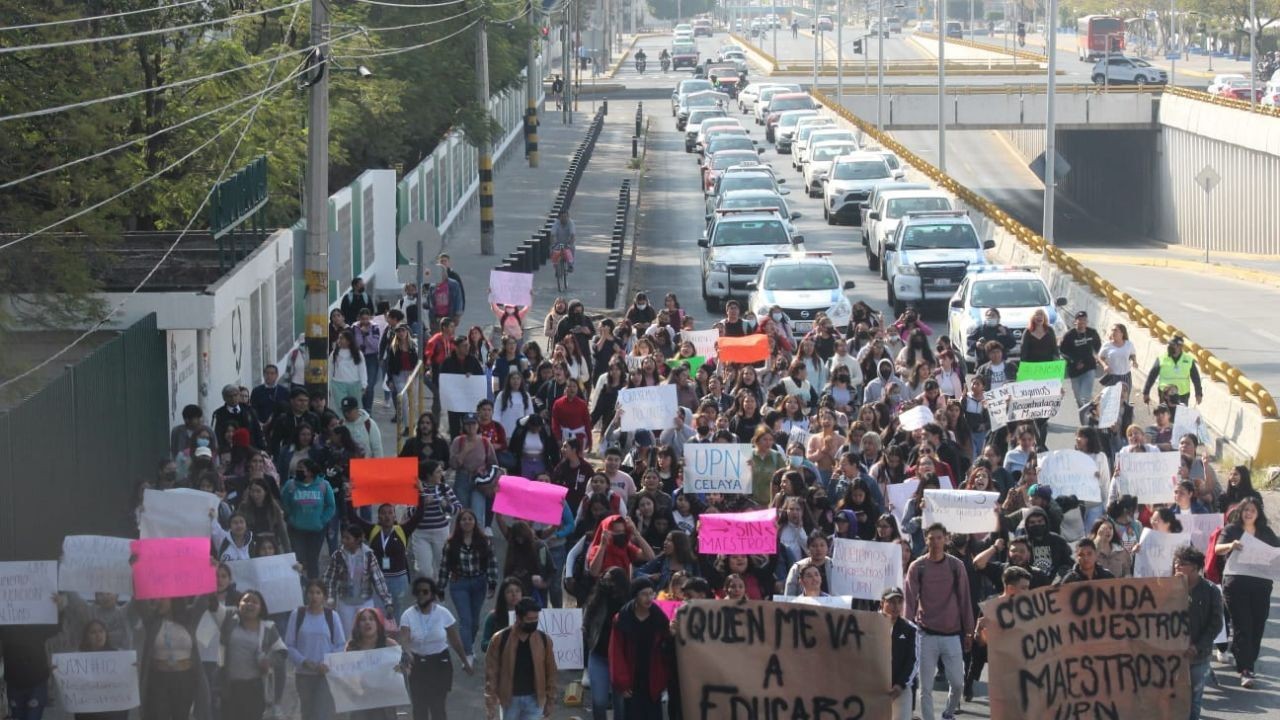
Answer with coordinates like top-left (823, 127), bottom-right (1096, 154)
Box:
top-left (824, 155), bottom-right (898, 225)
top-left (1091, 56), bottom-right (1168, 86)
top-left (699, 209), bottom-right (805, 311)
top-left (747, 252), bottom-right (857, 335)
top-left (883, 211), bottom-right (993, 315)
top-left (804, 142), bottom-right (862, 196)
top-left (864, 189), bottom-right (953, 272)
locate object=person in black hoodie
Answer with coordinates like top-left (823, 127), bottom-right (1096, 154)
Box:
top-left (880, 586), bottom-right (919, 720)
top-left (608, 578), bottom-right (670, 720)
top-left (1017, 506), bottom-right (1073, 580)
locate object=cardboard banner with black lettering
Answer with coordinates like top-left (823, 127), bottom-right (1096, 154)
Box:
top-left (982, 578), bottom-right (1190, 720)
top-left (675, 600), bottom-right (891, 719)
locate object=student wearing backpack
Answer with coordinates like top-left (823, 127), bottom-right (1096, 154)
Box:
top-left (483, 597), bottom-right (559, 720)
top-left (217, 590), bottom-right (287, 720)
top-left (286, 581), bottom-right (347, 720)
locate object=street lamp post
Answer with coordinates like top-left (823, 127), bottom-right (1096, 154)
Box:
top-left (876, 0), bottom-right (884, 130)
top-left (1043, 0), bottom-right (1058, 247)
top-left (838, 0), bottom-right (845, 101)
top-left (1250, 0), bottom-right (1258, 108)
top-left (938, 0), bottom-right (946, 170)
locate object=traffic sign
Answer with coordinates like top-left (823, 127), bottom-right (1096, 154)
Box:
top-left (1165, 52), bottom-right (1181, 60)
top-left (1029, 151), bottom-right (1071, 184)
top-left (1194, 164), bottom-right (1221, 194)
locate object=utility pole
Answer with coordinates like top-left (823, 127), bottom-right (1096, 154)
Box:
top-left (837, 0), bottom-right (844, 101)
top-left (304, 0), bottom-right (330, 402)
top-left (526, 0), bottom-right (539, 167)
top-left (772, 0), bottom-right (778, 60)
top-left (1168, 0), bottom-right (1177, 87)
top-left (937, 0), bottom-right (946, 170)
top-left (876, 0), bottom-right (884, 129)
top-left (562, 9), bottom-right (572, 124)
top-left (1043, 0), bottom-right (1057, 247)
top-left (813, 20), bottom-right (819, 88)
top-left (477, 20), bottom-right (495, 255)
top-left (1249, 0), bottom-right (1257, 108)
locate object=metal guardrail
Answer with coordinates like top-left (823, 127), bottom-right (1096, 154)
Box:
top-left (833, 83), bottom-right (1160, 95)
top-left (810, 88), bottom-right (1279, 419)
top-left (1164, 85), bottom-right (1280, 119)
top-left (913, 31), bottom-right (1049, 64)
top-left (395, 361), bottom-right (428, 439)
top-left (605, 179), bottom-right (634, 308)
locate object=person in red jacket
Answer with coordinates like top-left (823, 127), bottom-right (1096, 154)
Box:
top-left (608, 578), bottom-right (670, 720)
top-left (587, 514), bottom-right (655, 579)
top-left (551, 380), bottom-right (591, 451)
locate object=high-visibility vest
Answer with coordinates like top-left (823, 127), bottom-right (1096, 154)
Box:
top-left (1158, 353), bottom-right (1194, 395)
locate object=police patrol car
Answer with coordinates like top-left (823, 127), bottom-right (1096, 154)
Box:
top-left (883, 210), bottom-right (993, 316)
top-left (746, 252), bottom-right (856, 336)
top-left (946, 265), bottom-right (1068, 367)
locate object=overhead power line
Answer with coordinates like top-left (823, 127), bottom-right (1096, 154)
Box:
top-left (345, 0), bottom-right (467, 7)
top-left (0, 0), bottom-right (306, 55)
top-left (333, 18), bottom-right (480, 59)
top-left (0, 0), bottom-right (212, 32)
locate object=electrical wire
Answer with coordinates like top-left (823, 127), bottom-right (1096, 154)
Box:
top-left (0, 0), bottom-right (305, 55)
top-left (345, 0), bottom-right (466, 8)
top-left (360, 4), bottom-right (482, 32)
top-left (1, 63), bottom-right (311, 190)
top-left (0, 28), bottom-right (360, 124)
top-left (0, 0), bottom-right (212, 32)
top-left (0, 4), bottom-right (306, 392)
top-left (332, 18), bottom-right (479, 59)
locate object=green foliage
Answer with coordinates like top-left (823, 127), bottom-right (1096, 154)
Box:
top-left (0, 0), bottom-right (533, 341)
top-left (648, 0), bottom-right (716, 20)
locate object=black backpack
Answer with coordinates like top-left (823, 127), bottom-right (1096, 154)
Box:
top-left (294, 606), bottom-right (339, 644)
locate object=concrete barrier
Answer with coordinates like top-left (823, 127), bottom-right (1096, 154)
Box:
top-left (811, 88), bottom-right (1280, 470)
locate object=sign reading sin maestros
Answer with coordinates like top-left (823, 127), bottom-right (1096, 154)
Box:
top-left (982, 578), bottom-right (1191, 720)
top-left (675, 600), bottom-right (892, 720)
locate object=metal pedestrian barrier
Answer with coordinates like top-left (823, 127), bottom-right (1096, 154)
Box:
top-left (605, 179), bottom-right (633, 308)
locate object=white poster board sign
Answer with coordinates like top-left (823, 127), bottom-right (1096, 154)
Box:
top-left (617, 385), bottom-right (679, 431)
top-left (1116, 452), bottom-right (1181, 504)
top-left (1180, 513), bottom-right (1224, 555)
top-left (1132, 528), bottom-right (1193, 578)
top-left (921, 490), bottom-right (1000, 534)
top-left (59, 536), bottom-right (134, 597)
top-left (683, 443), bottom-right (754, 494)
top-left (771, 595), bottom-right (855, 609)
top-left (487, 270), bottom-right (533, 308)
top-left (505, 607), bottom-right (584, 670)
top-left (139, 488), bottom-right (220, 539)
top-left (0, 561), bottom-right (59, 625)
top-left (684, 329), bottom-right (720, 358)
top-left (325, 646), bottom-right (411, 713)
top-left (1097, 384), bottom-right (1123, 428)
top-left (1224, 532), bottom-right (1280, 582)
top-left (52, 651), bottom-right (140, 713)
top-left (437, 373), bottom-right (491, 413)
top-left (829, 539), bottom-right (903, 601)
top-left (898, 405), bottom-right (934, 432)
top-left (1037, 450), bottom-right (1102, 503)
top-left (1004, 380), bottom-right (1064, 423)
top-left (227, 554), bottom-right (303, 616)
top-left (886, 476), bottom-right (954, 523)
top-left (1171, 406), bottom-right (1209, 445)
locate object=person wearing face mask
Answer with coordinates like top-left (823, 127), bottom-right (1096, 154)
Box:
top-left (972, 536), bottom-right (1054, 591)
top-left (483, 597), bottom-right (559, 720)
top-left (890, 307), bottom-right (931, 346)
top-left (863, 358), bottom-right (904, 406)
top-left (554, 300), bottom-right (596, 368)
top-left (1013, 506), bottom-right (1073, 580)
top-left (624, 292), bottom-right (657, 333)
top-left (586, 515), bottom-right (655, 579)
top-left (965, 308), bottom-right (1015, 360)
top-left (400, 576), bottom-right (473, 720)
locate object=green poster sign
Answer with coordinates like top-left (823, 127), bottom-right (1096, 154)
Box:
top-left (668, 356), bottom-right (707, 376)
top-left (1016, 359), bottom-right (1066, 381)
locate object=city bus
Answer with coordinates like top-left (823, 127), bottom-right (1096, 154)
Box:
top-left (1077, 15), bottom-right (1125, 61)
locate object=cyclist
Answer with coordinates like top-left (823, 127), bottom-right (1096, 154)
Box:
top-left (550, 208), bottom-right (576, 273)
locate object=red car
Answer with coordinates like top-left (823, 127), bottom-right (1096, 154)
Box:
top-left (1221, 79), bottom-right (1265, 102)
top-left (702, 150), bottom-right (761, 191)
top-left (764, 93), bottom-right (818, 142)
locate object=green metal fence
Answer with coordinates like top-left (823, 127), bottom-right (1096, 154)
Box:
top-left (0, 314), bottom-right (166, 560)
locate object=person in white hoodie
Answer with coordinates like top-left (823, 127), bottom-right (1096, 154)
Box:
top-left (330, 329), bottom-right (367, 409)
top-left (340, 396), bottom-right (384, 458)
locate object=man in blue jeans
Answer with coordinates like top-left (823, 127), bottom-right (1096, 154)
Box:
top-left (1175, 545), bottom-right (1223, 720)
top-left (484, 597), bottom-right (559, 720)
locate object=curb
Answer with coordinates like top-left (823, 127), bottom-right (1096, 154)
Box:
top-left (1067, 252), bottom-right (1280, 290)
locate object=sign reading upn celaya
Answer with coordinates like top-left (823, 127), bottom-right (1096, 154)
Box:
top-left (674, 599), bottom-right (891, 719)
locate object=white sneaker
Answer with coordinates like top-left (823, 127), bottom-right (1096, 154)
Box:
top-left (581, 669), bottom-right (591, 688)
top-left (1241, 672), bottom-right (1255, 689)
top-left (1216, 648), bottom-right (1234, 664)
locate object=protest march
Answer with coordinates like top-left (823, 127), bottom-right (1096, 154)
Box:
top-left (1, 281), bottom-right (1275, 720)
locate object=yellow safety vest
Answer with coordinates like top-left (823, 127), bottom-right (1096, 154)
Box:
top-left (1158, 354), bottom-right (1193, 395)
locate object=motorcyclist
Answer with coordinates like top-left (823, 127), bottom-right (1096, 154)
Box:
top-left (659, 48), bottom-right (671, 71)
top-left (635, 48), bottom-right (647, 72)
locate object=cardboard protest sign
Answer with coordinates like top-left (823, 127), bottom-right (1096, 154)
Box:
top-left (1171, 406), bottom-right (1208, 445)
top-left (675, 600), bottom-right (891, 719)
top-left (130, 537), bottom-right (216, 600)
top-left (617, 385), bottom-right (679, 431)
top-left (227, 554), bottom-right (304, 615)
top-left (1097, 384), bottom-right (1123, 427)
top-left (717, 334), bottom-right (769, 364)
top-left (349, 457), bottom-right (419, 507)
top-left (1224, 532), bottom-right (1280, 582)
top-left (139, 488), bottom-right (220, 539)
top-left (1005, 380), bottom-right (1064, 423)
top-left (1037, 450), bottom-right (1102, 503)
top-left (982, 578), bottom-right (1190, 720)
top-left (1132, 528), bottom-right (1193, 578)
top-left (1180, 513), bottom-right (1223, 555)
top-left (886, 477), bottom-right (953, 523)
top-left (897, 404), bottom-right (934, 432)
top-left (1016, 359), bottom-right (1066, 382)
top-left (683, 443), bottom-right (753, 494)
top-left (684, 328), bottom-right (720, 358)
top-left (829, 539), bottom-right (903, 601)
top-left (1116, 452), bottom-right (1181, 504)
top-left (52, 651), bottom-right (139, 713)
top-left (59, 536), bottom-right (134, 597)
top-left (667, 355), bottom-right (707, 376)
top-left (505, 607), bottom-right (584, 669)
top-left (487, 269), bottom-right (533, 308)
top-left (922, 489), bottom-right (1000, 534)
top-left (985, 385), bottom-right (1013, 429)
top-left (325, 646), bottom-right (411, 713)
top-left (492, 475), bottom-right (569, 525)
top-left (771, 594), bottom-right (855, 609)
top-left (0, 561), bottom-right (58, 625)
top-left (698, 509), bottom-right (778, 555)
top-left (436, 372), bottom-right (490, 413)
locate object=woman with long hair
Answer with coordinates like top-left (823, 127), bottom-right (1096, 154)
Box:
top-left (438, 509), bottom-right (498, 658)
top-left (239, 480), bottom-right (292, 553)
top-left (710, 554), bottom-right (776, 599)
top-left (1089, 518), bottom-right (1131, 578)
top-left (492, 337), bottom-right (530, 390)
top-left (778, 496), bottom-right (814, 564)
top-left (934, 349), bottom-right (965, 399)
top-left (275, 423), bottom-right (317, 483)
top-left (479, 578), bottom-right (525, 652)
top-left (136, 597), bottom-right (209, 720)
top-left (68, 619), bottom-right (129, 720)
top-left (346, 607), bottom-right (402, 720)
top-left (731, 365), bottom-right (766, 408)
top-left (502, 521), bottom-right (556, 606)
top-left (561, 336), bottom-right (592, 389)
top-left (868, 443), bottom-right (908, 507)
top-left (329, 329), bottom-right (365, 409)
top-left (399, 412), bottom-right (450, 464)
top-left (836, 478), bottom-right (881, 541)
top-left (896, 328), bottom-right (936, 375)
top-left (495, 369), bottom-right (534, 440)
top-left (636, 530), bottom-right (700, 592)
top-left (727, 390), bottom-right (764, 444)
top-left (383, 325), bottom-right (419, 423)
top-left (286, 580), bottom-right (346, 720)
top-left (543, 297), bottom-right (569, 346)
top-left (1218, 465), bottom-right (1264, 514)
top-left (1215, 497), bottom-right (1278, 687)
top-left (218, 590), bottom-right (286, 720)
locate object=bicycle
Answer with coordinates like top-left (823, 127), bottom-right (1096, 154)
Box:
top-left (551, 243), bottom-right (573, 291)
